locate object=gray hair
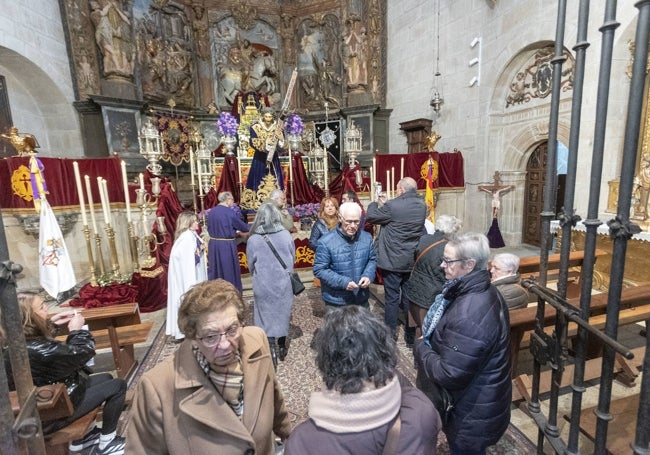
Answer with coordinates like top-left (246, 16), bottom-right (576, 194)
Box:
top-left (339, 201), bottom-right (361, 218)
top-left (269, 189), bottom-right (285, 201)
top-left (435, 214), bottom-right (462, 236)
top-left (250, 203), bottom-right (284, 234)
top-left (218, 191), bottom-right (233, 203)
top-left (398, 177), bottom-right (417, 192)
top-left (447, 232), bottom-right (490, 270)
top-left (492, 253), bottom-right (520, 275)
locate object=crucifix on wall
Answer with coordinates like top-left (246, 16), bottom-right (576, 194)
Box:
top-left (478, 171), bottom-right (514, 219)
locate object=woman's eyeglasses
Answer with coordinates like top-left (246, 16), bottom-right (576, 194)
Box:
top-left (198, 323), bottom-right (241, 347)
top-left (441, 257), bottom-right (464, 265)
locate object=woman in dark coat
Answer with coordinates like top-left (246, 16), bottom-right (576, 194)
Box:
top-left (414, 233), bottom-right (511, 454)
top-left (247, 203), bottom-right (296, 365)
top-left (404, 214), bottom-right (462, 337)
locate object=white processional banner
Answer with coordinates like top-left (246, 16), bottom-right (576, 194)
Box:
top-left (39, 198), bottom-right (76, 298)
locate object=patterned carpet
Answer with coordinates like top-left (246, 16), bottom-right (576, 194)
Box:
top-left (125, 287), bottom-right (536, 453)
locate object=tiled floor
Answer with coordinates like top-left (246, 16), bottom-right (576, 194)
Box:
top-left (87, 243), bottom-right (645, 454)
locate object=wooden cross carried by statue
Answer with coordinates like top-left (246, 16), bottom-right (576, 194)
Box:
top-left (478, 171), bottom-right (514, 218)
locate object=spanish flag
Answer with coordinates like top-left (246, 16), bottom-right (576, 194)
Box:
top-left (425, 158), bottom-right (435, 223)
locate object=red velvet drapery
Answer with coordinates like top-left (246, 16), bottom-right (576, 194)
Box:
top-left (0, 156), bottom-right (132, 210)
top-left (373, 150), bottom-right (464, 191)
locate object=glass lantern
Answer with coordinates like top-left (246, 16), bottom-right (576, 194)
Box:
top-left (138, 117), bottom-right (164, 175)
top-left (344, 120), bottom-right (362, 167)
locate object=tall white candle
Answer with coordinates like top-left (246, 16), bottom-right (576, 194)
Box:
top-left (97, 177), bottom-right (110, 224)
top-left (84, 175), bottom-right (98, 234)
top-left (400, 158), bottom-right (404, 180)
top-left (139, 173), bottom-right (145, 191)
top-left (237, 158), bottom-right (243, 184)
top-left (102, 178), bottom-right (113, 225)
top-left (190, 147), bottom-right (195, 186)
top-left (370, 165), bottom-right (374, 200)
top-left (121, 161), bottom-right (132, 223)
top-left (386, 170), bottom-right (390, 198)
top-left (391, 167), bottom-right (395, 198)
top-left (73, 161), bottom-right (88, 226)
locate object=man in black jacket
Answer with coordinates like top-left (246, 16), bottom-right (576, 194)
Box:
top-left (366, 177), bottom-right (426, 340)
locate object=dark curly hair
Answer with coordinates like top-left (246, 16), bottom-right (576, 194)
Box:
top-left (178, 279), bottom-right (245, 339)
top-left (313, 305), bottom-right (397, 394)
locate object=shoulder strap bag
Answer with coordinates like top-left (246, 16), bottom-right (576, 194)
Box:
top-left (413, 238), bottom-right (446, 267)
top-left (263, 234), bottom-right (305, 295)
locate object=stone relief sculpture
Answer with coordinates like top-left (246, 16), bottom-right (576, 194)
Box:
top-left (505, 46), bottom-right (574, 108)
top-left (90, 0), bottom-right (135, 78)
top-left (135, 3), bottom-right (195, 106)
top-left (212, 17), bottom-right (281, 108)
top-left (297, 16), bottom-right (342, 109)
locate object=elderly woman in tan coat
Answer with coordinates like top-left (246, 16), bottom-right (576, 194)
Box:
top-left (126, 279), bottom-right (291, 454)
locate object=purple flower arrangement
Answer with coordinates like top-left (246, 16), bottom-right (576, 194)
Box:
top-left (217, 112), bottom-right (239, 136)
top-left (288, 202), bottom-right (320, 220)
top-left (285, 114), bottom-right (305, 136)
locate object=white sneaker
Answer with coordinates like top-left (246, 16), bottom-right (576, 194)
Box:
top-left (96, 436), bottom-right (125, 455)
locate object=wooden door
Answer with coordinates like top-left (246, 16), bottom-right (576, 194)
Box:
top-left (523, 142), bottom-right (547, 246)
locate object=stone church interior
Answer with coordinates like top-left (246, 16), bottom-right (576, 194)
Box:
top-left (1, 0), bottom-right (650, 453)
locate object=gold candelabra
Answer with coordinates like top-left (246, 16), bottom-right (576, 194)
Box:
top-left (135, 177), bottom-right (166, 269)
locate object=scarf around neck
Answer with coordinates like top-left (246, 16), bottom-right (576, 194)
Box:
top-left (308, 375), bottom-right (401, 433)
top-left (422, 276), bottom-right (462, 346)
top-left (193, 345), bottom-right (244, 417)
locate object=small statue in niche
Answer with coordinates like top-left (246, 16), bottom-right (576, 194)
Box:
top-left (89, 0), bottom-right (134, 78)
top-left (633, 153), bottom-right (650, 220)
top-left (343, 19), bottom-right (368, 90)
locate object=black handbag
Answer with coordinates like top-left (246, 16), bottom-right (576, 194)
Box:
top-left (429, 383), bottom-right (455, 426)
top-left (263, 235), bottom-right (305, 295)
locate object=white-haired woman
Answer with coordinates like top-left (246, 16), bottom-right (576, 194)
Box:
top-left (246, 203), bottom-right (296, 366)
top-left (414, 233), bottom-right (511, 454)
top-left (167, 211), bottom-right (207, 341)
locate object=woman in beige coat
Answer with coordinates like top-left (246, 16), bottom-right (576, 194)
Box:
top-left (126, 279), bottom-right (291, 454)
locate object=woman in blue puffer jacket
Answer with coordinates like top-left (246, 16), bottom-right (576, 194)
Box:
top-left (414, 233), bottom-right (511, 454)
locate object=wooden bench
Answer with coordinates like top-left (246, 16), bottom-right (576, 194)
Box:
top-left (56, 303), bottom-right (152, 381)
top-left (10, 384), bottom-right (99, 455)
top-left (510, 285), bottom-right (650, 401)
top-left (517, 249), bottom-right (607, 298)
top-left (564, 393), bottom-right (641, 454)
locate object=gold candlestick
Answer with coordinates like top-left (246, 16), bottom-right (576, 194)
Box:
top-left (104, 223), bottom-right (122, 281)
top-left (94, 233), bottom-right (106, 277)
top-left (82, 225), bottom-right (98, 287)
top-left (128, 221), bottom-right (140, 272)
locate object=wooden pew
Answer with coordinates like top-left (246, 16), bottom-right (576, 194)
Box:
top-left (509, 283), bottom-right (650, 380)
top-left (10, 384), bottom-right (99, 455)
top-left (510, 285), bottom-right (650, 401)
top-left (56, 303), bottom-right (152, 381)
top-left (517, 249), bottom-right (607, 298)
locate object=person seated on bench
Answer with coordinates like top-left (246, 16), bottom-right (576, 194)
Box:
top-left (8, 292), bottom-right (127, 455)
top-left (490, 253), bottom-right (531, 310)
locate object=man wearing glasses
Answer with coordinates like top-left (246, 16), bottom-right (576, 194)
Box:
top-left (366, 177), bottom-right (427, 341)
top-left (313, 202), bottom-right (377, 309)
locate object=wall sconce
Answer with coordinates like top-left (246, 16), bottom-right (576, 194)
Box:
top-left (138, 117), bottom-right (164, 175)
